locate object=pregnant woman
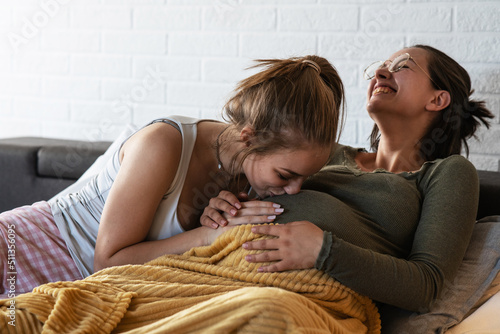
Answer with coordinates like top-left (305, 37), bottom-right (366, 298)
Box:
top-left (202, 44), bottom-right (494, 312)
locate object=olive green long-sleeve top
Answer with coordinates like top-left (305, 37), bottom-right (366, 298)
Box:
top-left (270, 145), bottom-right (479, 312)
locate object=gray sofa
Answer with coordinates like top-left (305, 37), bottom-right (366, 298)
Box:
top-left (1, 137), bottom-right (499, 220)
top-left (0, 137), bottom-right (111, 212)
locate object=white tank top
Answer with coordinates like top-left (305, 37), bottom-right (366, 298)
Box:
top-left (50, 115), bottom-right (206, 277)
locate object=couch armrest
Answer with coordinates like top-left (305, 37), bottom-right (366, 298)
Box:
top-left (0, 137), bottom-right (111, 212)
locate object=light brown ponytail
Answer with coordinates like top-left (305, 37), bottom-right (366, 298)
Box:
top-left (222, 55), bottom-right (345, 173)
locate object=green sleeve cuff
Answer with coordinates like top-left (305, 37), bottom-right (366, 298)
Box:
top-left (315, 230), bottom-right (333, 270)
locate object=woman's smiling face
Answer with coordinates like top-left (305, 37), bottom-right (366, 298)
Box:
top-left (366, 47), bottom-right (437, 118)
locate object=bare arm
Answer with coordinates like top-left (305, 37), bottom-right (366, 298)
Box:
top-left (95, 226), bottom-right (227, 272)
top-left (94, 123), bottom-right (197, 271)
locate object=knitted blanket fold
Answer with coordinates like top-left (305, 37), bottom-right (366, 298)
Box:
top-left (0, 224), bottom-right (381, 333)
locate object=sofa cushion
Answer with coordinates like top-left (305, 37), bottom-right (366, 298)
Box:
top-left (0, 137), bottom-right (110, 180)
top-left (37, 144), bottom-right (107, 180)
top-left (477, 170), bottom-right (500, 220)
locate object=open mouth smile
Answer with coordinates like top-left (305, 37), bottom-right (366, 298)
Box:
top-left (372, 86), bottom-right (396, 96)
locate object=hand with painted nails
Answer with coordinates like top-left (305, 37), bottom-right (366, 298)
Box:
top-left (224, 200), bottom-right (284, 226)
top-left (200, 190), bottom-right (243, 229)
top-left (242, 221), bottom-right (323, 272)
top-left (200, 190), bottom-right (284, 229)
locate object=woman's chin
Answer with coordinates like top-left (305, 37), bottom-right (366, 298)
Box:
top-left (366, 99), bottom-right (386, 114)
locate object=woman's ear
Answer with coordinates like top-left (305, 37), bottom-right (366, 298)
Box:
top-left (240, 126), bottom-right (255, 147)
top-left (426, 90), bottom-right (451, 112)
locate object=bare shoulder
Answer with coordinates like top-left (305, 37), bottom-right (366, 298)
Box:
top-left (121, 122), bottom-right (182, 164)
top-left (116, 121), bottom-right (183, 198)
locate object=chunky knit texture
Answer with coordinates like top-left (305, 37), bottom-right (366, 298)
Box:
top-left (0, 224), bottom-right (380, 333)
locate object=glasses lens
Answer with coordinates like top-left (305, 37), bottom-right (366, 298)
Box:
top-left (388, 53), bottom-right (410, 73)
top-left (363, 60), bottom-right (384, 80)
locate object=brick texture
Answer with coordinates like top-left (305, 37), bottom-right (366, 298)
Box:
top-left (0, 1), bottom-right (499, 171)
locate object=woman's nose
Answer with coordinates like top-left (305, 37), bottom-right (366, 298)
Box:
top-left (283, 180), bottom-right (302, 195)
top-left (375, 65), bottom-right (392, 80)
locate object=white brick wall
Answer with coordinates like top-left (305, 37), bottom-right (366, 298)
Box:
top-left (0, 0), bottom-right (499, 171)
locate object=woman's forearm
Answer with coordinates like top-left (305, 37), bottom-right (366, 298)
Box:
top-left (317, 232), bottom-right (441, 312)
top-left (93, 226), bottom-right (215, 272)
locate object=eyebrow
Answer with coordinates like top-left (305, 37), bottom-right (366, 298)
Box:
top-left (281, 168), bottom-right (302, 177)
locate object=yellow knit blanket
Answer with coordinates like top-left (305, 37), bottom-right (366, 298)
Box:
top-left (0, 225), bottom-right (381, 333)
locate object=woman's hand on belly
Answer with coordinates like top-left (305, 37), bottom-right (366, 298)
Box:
top-left (242, 221), bottom-right (324, 272)
top-left (200, 190), bottom-right (283, 228)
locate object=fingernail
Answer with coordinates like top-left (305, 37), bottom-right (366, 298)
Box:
top-left (273, 204), bottom-right (281, 208)
top-left (221, 220), bottom-right (228, 226)
top-left (267, 215), bottom-right (276, 220)
top-left (275, 208), bottom-right (284, 213)
top-left (234, 203), bottom-right (242, 209)
top-left (245, 255), bottom-right (251, 261)
top-left (211, 223), bottom-right (218, 229)
top-left (257, 267), bottom-right (264, 272)
top-left (230, 209), bottom-right (237, 216)
top-left (242, 243), bottom-right (248, 249)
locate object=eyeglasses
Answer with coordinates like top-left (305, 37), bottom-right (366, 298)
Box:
top-left (363, 53), bottom-right (440, 89)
